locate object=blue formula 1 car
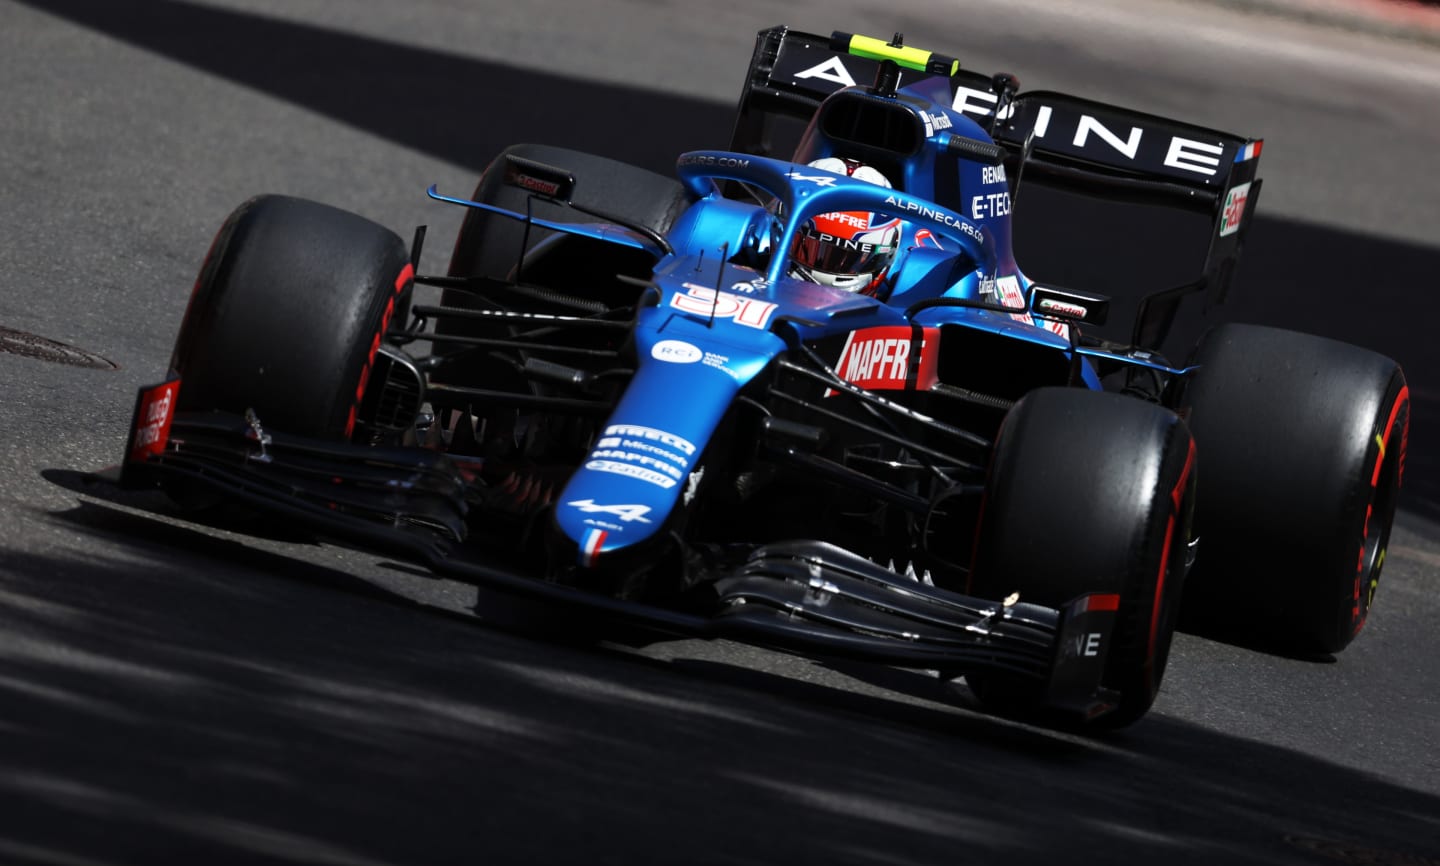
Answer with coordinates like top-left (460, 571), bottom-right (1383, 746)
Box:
top-left (118, 28), bottom-right (1410, 729)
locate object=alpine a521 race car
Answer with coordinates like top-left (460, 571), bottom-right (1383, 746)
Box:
top-left (118, 28), bottom-right (1409, 729)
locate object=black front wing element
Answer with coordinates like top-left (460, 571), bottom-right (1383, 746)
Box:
top-left (123, 410), bottom-right (469, 560)
top-left (715, 542), bottom-right (1120, 718)
top-left (123, 407), bottom-right (1121, 722)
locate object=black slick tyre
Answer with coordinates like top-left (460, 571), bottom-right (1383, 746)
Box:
top-left (433, 143), bottom-right (692, 387)
top-left (1178, 323), bottom-right (1409, 655)
top-left (171, 194), bottom-right (413, 440)
top-left (967, 387), bottom-right (1196, 729)
top-left (445, 143), bottom-right (692, 287)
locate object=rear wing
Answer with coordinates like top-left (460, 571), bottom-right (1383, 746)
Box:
top-left (729, 26), bottom-right (1264, 348)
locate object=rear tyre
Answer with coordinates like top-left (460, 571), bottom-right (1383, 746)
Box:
top-left (1178, 323), bottom-right (1409, 654)
top-left (433, 143), bottom-right (693, 403)
top-left (171, 194), bottom-right (413, 440)
top-left (967, 388), bottom-right (1196, 729)
top-left (445, 143), bottom-right (692, 288)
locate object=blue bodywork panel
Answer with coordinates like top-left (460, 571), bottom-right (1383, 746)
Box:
top-left (431, 90), bottom-right (1188, 564)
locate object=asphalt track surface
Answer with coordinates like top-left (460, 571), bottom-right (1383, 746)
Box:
top-left (1, 0), bottom-right (1438, 863)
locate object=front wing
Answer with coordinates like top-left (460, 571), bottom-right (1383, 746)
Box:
top-left (118, 380), bottom-right (1124, 721)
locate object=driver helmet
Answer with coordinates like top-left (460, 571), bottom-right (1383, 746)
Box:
top-left (790, 157), bottom-right (902, 296)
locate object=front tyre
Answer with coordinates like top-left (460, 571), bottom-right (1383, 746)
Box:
top-left (171, 195), bottom-right (413, 440)
top-left (967, 388), bottom-right (1196, 729)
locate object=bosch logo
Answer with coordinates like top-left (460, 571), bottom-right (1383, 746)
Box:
top-left (651, 340), bottom-right (702, 364)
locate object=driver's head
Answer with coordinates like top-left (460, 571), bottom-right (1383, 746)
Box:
top-left (790, 158), bottom-right (901, 296)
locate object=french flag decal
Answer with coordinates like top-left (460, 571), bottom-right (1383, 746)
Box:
top-left (580, 528), bottom-right (607, 567)
top-left (1234, 140), bottom-right (1263, 163)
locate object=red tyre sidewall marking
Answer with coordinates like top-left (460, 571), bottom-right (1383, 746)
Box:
top-left (1147, 438), bottom-right (1196, 693)
top-left (171, 221), bottom-right (232, 373)
top-left (346, 263), bottom-right (415, 438)
top-left (1352, 384), bottom-right (1410, 635)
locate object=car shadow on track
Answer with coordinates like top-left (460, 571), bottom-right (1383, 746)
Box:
top-left (0, 494), bottom-right (1434, 864)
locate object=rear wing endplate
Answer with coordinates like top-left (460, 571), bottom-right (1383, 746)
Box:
top-left (729, 26), bottom-right (1264, 346)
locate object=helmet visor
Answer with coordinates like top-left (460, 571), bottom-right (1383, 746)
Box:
top-left (793, 228), bottom-right (897, 277)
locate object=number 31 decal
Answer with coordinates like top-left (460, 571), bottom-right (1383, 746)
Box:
top-left (670, 284), bottom-right (778, 329)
